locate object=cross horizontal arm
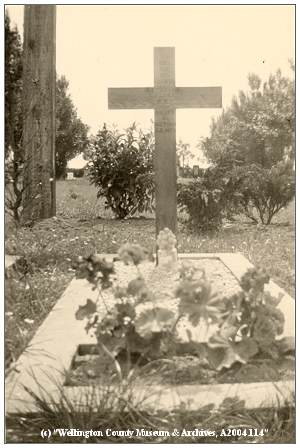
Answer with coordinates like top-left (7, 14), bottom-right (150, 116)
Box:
top-left (175, 87), bottom-right (222, 108)
top-left (108, 87), bottom-right (154, 109)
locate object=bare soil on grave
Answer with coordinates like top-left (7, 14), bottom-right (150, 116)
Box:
top-left (66, 346), bottom-right (294, 387)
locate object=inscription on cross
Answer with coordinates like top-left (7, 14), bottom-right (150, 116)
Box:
top-left (108, 47), bottom-right (222, 236)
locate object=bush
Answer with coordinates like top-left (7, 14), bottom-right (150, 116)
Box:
top-left (177, 166), bottom-right (243, 230)
top-left (179, 160), bottom-right (295, 229)
top-left (88, 124), bottom-right (154, 219)
top-left (235, 160), bottom-right (295, 224)
top-left (178, 180), bottom-right (223, 230)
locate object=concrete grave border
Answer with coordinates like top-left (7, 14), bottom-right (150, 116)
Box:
top-left (5, 253), bottom-right (295, 415)
top-left (5, 255), bottom-right (19, 269)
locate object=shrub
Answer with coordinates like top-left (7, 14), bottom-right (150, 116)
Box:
top-left (179, 160), bottom-right (295, 229)
top-left (177, 166), bottom-right (243, 230)
top-left (178, 179), bottom-right (223, 230)
top-left (235, 160), bottom-right (295, 224)
top-left (88, 124), bottom-right (154, 219)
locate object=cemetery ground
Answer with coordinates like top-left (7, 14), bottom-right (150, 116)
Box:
top-left (5, 178), bottom-right (295, 443)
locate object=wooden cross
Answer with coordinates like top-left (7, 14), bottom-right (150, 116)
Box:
top-left (108, 47), bottom-right (222, 236)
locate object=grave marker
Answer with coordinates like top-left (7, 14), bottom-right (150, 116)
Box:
top-left (108, 47), bottom-right (222, 236)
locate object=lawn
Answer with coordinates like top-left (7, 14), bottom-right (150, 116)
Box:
top-left (5, 178), bottom-right (295, 442)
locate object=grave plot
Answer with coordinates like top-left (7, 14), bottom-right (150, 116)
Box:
top-left (6, 250), bottom-right (295, 415)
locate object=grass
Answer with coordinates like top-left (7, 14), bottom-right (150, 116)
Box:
top-left (5, 178), bottom-right (295, 442)
top-left (6, 382), bottom-right (295, 443)
top-left (58, 178), bottom-right (295, 296)
top-left (5, 178), bottom-right (294, 366)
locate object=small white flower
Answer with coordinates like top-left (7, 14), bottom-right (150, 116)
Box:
top-left (24, 318), bottom-right (34, 324)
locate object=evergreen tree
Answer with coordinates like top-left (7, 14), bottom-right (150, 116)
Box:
top-left (56, 76), bottom-right (89, 178)
top-left (201, 68), bottom-right (295, 169)
top-left (5, 11), bottom-right (23, 159)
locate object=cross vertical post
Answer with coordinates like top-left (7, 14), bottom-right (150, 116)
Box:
top-left (154, 48), bottom-right (177, 235)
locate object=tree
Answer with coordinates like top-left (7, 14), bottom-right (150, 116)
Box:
top-left (55, 76), bottom-right (89, 178)
top-left (5, 13), bottom-right (89, 220)
top-left (5, 12), bottom-right (23, 159)
top-left (196, 67), bottom-right (295, 225)
top-left (201, 67), bottom-right (295, 168)
top-left (5, 11), bottom-right (23, 220)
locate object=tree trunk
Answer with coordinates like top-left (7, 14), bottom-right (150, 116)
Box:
top-left (22, 5), bottom-right (56, 222)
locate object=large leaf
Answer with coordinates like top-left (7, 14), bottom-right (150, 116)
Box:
top-left (253, 313), bottom-right (277, 348)
top-left (208, 334), bottom-right (258, 371)
top-left (263, 304), bottom-right (285, 336)
top-left (75, 299), bottom-right (97, 320)
top-left (127, 276), bottom-right (146, 296)
top-left (263, 290), bottom-right (283, 307)
top-left (118, 243), bottom-right (149, 266)
top-left (135, 306), bottom-right (176, 339)
top-left (177, 276), bottom-right (223, 326)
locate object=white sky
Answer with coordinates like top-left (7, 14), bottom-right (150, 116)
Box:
top-left (6, 5), bottom-right (295, 158)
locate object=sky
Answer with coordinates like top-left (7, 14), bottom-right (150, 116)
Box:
top-left (6, 5), bottom-right (295, 160)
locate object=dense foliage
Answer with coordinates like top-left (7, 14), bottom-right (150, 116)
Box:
top-left (5, 12), bottom-right (22, 159)
top-left (178, 165), bottom-right (243, 230)
top-left (75, 231), bottom-right (294, 380)
top-left (55, 76), bottom-right (89, 178)
top-left (5, 12), bottom-right (23, 220)
top-left (179, 159), bottom-right (295, 227)
top-left (234, 160), bottom-right (295, 224)
top-left (88, 123), bottom-right (155, 219)
top-left (201, 69), bottom-right (295, 168)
